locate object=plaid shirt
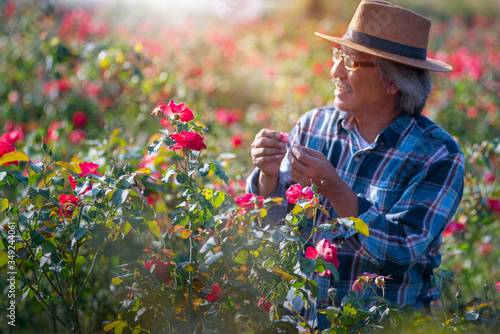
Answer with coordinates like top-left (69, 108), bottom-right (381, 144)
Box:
top-left (247, 106), bottom-right (464, 315)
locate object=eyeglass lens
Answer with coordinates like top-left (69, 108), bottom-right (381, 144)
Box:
top-left (332, 48), bottom-right (355, 70)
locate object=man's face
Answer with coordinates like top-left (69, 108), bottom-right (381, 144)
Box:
top-left (330, 47), bottom-right (391, 117)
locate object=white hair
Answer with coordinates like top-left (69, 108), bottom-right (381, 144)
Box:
top-left (373, 57), bottom-right (433, 117)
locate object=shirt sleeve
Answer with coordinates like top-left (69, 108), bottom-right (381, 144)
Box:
top-left (343, 151), bottom-right (465, 274)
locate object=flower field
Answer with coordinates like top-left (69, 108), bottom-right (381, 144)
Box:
top-left (1, 0), bottom-right (499, 333)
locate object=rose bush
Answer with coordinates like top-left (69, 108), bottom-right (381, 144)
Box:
top-left (1, 0), bottom-right (500, 333)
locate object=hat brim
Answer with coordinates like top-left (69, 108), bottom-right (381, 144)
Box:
top-left (315, 32), bottom-right (452, 72)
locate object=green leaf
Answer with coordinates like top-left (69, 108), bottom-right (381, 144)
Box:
top-left (75, 180), bottom-right (91, 195)
top-left (1, 198), bottom-right (8, 212)
top-left (59, 267), bottom-right (71, 280)
top-left (41, 239), bottom-right (57, 254)
top-left (0, 151), bottom-right (29, 166)
top-left (29, 161), bottom-right (44, 174)
top-left (176, 173), bottom-right (187, 184)
top-left (148, 139), bottom-right (163, 154)
top-left (28, 189), bottom-right (50, 208)
top-left (317, 223), bottom-right (333, 232)
top-left (198, 163), bottom-right (210, 177)
top-left (202, 252), bottom-right (223, 266)
top-left (87, 210), bottom-right (99, 220)
top-left (0, 250), bottom-right (9, 267)
top-left (322, 260), bottom-right (340, 283)
top-left (74, 227), bottom-right (87, 241)
top-left (162, 166), bottom-right (177, 183)
top-left (50, 177), bottom-right (65, 188)
top-left (112, 277), bottom-right (123, 285)
top-left (437, 269), bottom-right (454, 279)
top-left (200, 235), bottom-right (218, 253)
top-left (300, 258), bottom-right (317, 274)
top-left (31, 232), bottom-right (45, 246)
top-left (213, 192), bottom-right (225, 208)
top-left (146, 220), bottom-right (160, 238)
top-left (11, 170), bottom-right (28, 184)
top-left (211, 162), bottom-right (228, 184)
top-left (464, 310), bottom-right (480, 321)
top-left (0, 171), bottom-right (7, 182)
top-left (112, 189), bottom-right (129, 207)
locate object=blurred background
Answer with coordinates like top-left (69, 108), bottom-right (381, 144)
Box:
top-left (1, 0), bottom-right (499, 332)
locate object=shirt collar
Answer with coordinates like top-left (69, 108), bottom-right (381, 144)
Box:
top-left (377, 113), bottom-right (414, 148)
top-left (335, 109), bottom-right (414, 148)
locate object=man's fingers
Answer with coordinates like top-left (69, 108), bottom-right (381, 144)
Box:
top-left (257, 129), bottom-right (282, 140)
top-left (291, 145), bottom-right (324, 165)
top-left (252, 146), bottom-right (286, 158)
top-left (253, 154), bottom-right (285, 165)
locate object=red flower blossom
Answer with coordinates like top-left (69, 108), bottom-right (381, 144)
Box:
top-left (0, 141), bottom-right (18, 166)
top-left (68, 129), bottom-right (87, 144)
top-left (443, 220), bottom-right (466, 237)
top-left (279, 131), bottom-right (289, 143)
top-left (68, 162), bottom-right (102, 193)
top-left (484, 171), bottom-right (496, 184)
top-left (168, 99), bottom-right (194, 122)
top-left (143, 257), bottom-right (171, 284)
top-left (47, 121), bottom-right (63, 142)
top-left (58, 193), bottom-right (80, 217)
top-left (234, 193), bottom-right (264, 213)
top-left (352, 278), bottom-right (363, 294)
top-left (72, 110), bottom-right (88, 128)
top-left (0, 129), bottom-right (24, 145)
top-left (207, 283), bottom-right (222, 303)
top-left (258, 296), bottom-right (272, 314)
top-left (496, 282), bottom-right (500, 294)
top-left (215, 108), bottom-right (243, 126)
top-left (169, 131), bottom-right (206, 151)
top-left (286, 184), bottom-right (314, 204)
top-left (487, 199), bottom-right (500, 213)
top-left (42, 79), bottom-right (71, 96)
top-left (231, 134), bottom-right (243, 148)
top-left (305, 239), bottom-right (339, 277)
top-left (151, 102), bottom-right (168, 117)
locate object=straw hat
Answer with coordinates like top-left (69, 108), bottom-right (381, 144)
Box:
top-left (315, 0), bottom-right (452, 72)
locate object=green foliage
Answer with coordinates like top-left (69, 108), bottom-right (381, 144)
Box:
top-left (1, 0), bottom-right (500, 333)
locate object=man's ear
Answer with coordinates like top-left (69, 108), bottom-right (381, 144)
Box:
top-left (386, 81), bottom-right (399, 95)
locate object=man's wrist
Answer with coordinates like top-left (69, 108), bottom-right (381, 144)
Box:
top-left (258, 172), bottom-right (279, 198)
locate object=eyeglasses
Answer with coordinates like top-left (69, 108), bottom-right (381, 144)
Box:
top-left (332, 48), bottom-right (375, 71)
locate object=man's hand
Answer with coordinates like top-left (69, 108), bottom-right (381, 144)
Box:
top-left (288, 144), bottom-right (337, 194)
top-left (251, 129), bottom-right (287, 197)
top-left (251, 129), bottom-right (287, 177)
top-left (289, 144), bottom-right (359, 217)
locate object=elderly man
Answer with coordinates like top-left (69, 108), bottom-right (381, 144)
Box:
top-left (247, 0), bottom-right (464, 329)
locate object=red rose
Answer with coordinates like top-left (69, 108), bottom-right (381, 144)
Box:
top-left (0, 129), bottom-right (24, 145)
top-left (207, 283), bottom-right (222, 303)
top-left (169, 131), bottom-right (206, 151)
top-left (143, 257), bottom-right (171, 284)
top-left (234, 193), bottom-right (264, 213)
top-left (0, 141), bottom-right (18, 166)
top-left (72, 110), bottom-right (88, 128)
top-left (285, 184), bottom-right (314, 204)
top-left (258, 296), bottom-right (272, 314)
top-left (305, 239), bottom-right (339, 277)
top-left (68, 129), bottom-right (87, 144)
top-left (58, 193), bottom-right (80, 217)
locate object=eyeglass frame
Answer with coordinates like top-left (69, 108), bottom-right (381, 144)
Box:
top-left (332, 48), bottom-right (376, 71)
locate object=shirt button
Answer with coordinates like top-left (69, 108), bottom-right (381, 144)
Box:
top-left (354, 155), bottom-right (360, 162)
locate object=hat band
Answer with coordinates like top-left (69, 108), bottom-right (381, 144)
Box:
top-left (343, 28), bottom-right (427, 60)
